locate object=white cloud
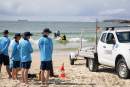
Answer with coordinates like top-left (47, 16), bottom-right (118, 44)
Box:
top-left (0, 0), bottom-right (89, 16)
top-left (0, 0), bottom-right (130, 21)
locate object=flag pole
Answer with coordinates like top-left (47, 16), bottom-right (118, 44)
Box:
top-left (96, 19), bottom-right (98, 52)
top-left (80, 30), bottom-right (83, 49)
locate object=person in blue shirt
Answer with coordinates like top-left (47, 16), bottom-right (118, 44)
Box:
top-left (11, 33), bottom-right (21, 80)
top-left (0, 30), bottom-right (12, 78)
top-left (38, 28), bottom-right (53, 86)
top-left (19, 32), bottom-right (33, 85)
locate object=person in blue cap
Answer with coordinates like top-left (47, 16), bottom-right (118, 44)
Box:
top-left (0, 30), bottom-right (12, 78)
top-left (19, 32), bottom-right (33, 85)
top-left (38, 28), bottom-right (53, 86)
top-left (10, 33), bottom-right (21, 80)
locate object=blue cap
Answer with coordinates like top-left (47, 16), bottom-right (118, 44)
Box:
top-left (3, 30), bottom-right (9, 34)
top-left (43, 28), bottom-right (52, 34)
top-left (14, 33), bottom-right (21, 38)
top-left (24, 32), bottom-right (33, 37)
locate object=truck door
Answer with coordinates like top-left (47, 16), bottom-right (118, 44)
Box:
top-left (97, 33), bottom-right (108, 64)
top-left (105, 33), bottom-right (116, 66)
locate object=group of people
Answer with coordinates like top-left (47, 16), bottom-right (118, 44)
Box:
top-left (0, 28), bottom-right (53, 86)
top-left (54, 30), bottom-right (67, 41)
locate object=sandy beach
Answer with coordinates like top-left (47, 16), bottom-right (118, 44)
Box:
top-left (1, 50), bottom-right (130, 87)
top-left (0, 0), bottom-right (130, 86)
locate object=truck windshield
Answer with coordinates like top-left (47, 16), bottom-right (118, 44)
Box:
top-left (116, 32), bottom-right (130, 43)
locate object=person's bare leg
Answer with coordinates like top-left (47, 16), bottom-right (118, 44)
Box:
top-left (45, 70), bottom-right (50, 86)
top-left (16, 68), bottom-right (20, 79)
top-left (12, 68), bottom-right (17, 80)
top-left (0, 64), bottom-right (2, 78)
top-left (24, 69), bottom-right (29, 84)
top-left (39, 71), bottom-right (41, 81)
top-left (0, 64), bottom-right (2, 73)
top-left (50, 61), bottom-right (54, 77)
top-left (21, 68), bottom-right (25, 83)
top-left (12, 69), bottom-right (14, 79)
top-left (41, 70), bottom-right (45, 85)
top-left (6, 65), bottom-right (12, 78)
top-left (17, 68), bottom-right (21, 72)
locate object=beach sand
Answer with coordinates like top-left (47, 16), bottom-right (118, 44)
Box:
top-left (1, 50), bottom-right (130, 87)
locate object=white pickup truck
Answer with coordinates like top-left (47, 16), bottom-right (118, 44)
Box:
top-left (69, 27), bottom-right (130, 79)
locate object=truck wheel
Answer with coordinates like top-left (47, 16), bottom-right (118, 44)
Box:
top-left (116, 58), bottom-right (130, 79)
top-left (88, 58), bottom-right (98, 72)
top-left (85, 58), bottom-right (88, 67)
top-left (70, 59), bottom-right (75, 65)
top-left (69, 56), bottom-right (75, 65)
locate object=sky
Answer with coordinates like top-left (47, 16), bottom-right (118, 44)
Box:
top-left (0, 0), bottom-right (130, 21)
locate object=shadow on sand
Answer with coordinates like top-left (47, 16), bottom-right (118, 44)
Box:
top-left (74, 63), bottom-right (86, 66)
top-left (33, 78), bottom-right (88, 86)
top-left (98, 66), bottom-right (116, 75)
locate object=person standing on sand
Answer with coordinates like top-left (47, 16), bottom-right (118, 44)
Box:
top-left (19, 32), bottom-right (33, 85)
top-left (38, 28), bottom-right (53, 86)
top-left (10, 33), bottom-right (21, 80)
top-left (0, 30), bottom-right (12, 78)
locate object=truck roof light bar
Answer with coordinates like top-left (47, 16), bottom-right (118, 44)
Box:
top-left (106, 27), bottom-right (115, 31)
top-left (105, 26), bottom-right (130, 31)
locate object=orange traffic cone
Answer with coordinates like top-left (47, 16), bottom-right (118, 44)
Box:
top-left (59, 63), bottom-right (66, 79)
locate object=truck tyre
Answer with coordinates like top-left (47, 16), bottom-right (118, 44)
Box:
top-left (70, 59), bottom-right (75, 65)
top-left (69, 56), bottom-right (75, 65)
top-left (88, 58), bottom-right (98, 72)
top-left (116, 58), bottom-right (130, 79)
top-left (85, 58), bottom-right (88, 67)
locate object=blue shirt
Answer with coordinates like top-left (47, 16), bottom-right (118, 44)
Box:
top-left (19, 39), bottom-right (33, 62)
top-left (38, 36), bottom-right (53, 61)
top-left (11, 40), bottom-right (20, 61)
top-left (0, 36), bottom-right (10, 56)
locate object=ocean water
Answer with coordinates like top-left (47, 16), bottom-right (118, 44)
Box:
top-left (0, 21), bottom-right (129, 50)
top-left (0, 21), bottom-right (127, 33)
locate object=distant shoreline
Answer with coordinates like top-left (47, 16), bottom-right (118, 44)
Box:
top-left (104, 19), bottom-right (130, 23)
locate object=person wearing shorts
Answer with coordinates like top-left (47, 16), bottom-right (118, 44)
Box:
top-left (19, 32), bottom-right (33, 85)
top-left (40, 61), bottom-right (52, 71)
top-left (10, 33), bottom-right (21, 80)
top-left (0, 54), bottom-right (9, 65)
top-left (0, 30), bottom-right (12, 78)
top-left (38, 28), bottom-right (53, 86)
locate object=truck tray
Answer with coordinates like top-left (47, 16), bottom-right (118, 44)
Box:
top-left (78, 46), bottom-right (96, 58)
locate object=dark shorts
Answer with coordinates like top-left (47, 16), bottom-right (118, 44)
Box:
top-left (21, 61), bottom-right (32, 69)
top-left (40, 61), bottom-right (52, 70)
top-left (12, 61), bottom-right (20, 68)
top-left (0, 54), bottom-right (9, 65)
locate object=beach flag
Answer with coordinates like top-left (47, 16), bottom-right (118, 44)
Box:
top-left (59, 63), bottom-right (66, 79)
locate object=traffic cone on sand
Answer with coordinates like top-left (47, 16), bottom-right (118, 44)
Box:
top-left (59, 63), bottom-right (66, 79)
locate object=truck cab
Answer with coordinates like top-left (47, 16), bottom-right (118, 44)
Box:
top-left (97, 27), bottom-right (130, 79)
